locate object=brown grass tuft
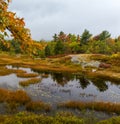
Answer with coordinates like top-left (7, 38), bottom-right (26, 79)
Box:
top-left (58, 101), bottom-right (120, 114)
top-left (19, 78), bottom-right (41, 87)
top-left (17, 73), bottom-right (39, 78)
top-left (26, 101), bottom-right (51, 112)
top-left (0, 88), bottom-right (31, 105)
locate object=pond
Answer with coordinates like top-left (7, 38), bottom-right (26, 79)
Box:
top-left (0, 65), bottom-right (120, 105)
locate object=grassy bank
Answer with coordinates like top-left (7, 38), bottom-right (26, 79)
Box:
top-left (0, 88), bottom-right (51, 113)
top-left (0, 112), bottom-right (119, 124)
top-left (0, 53), bottom-right (120, 81)
top-left (58, 101), bottom-right (120, 114)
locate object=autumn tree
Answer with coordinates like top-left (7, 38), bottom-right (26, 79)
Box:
top-left (0, 0), bottom-right (42, 54)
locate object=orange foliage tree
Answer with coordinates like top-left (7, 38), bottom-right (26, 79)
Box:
top-left (0, 0), bottom-right (43, 55)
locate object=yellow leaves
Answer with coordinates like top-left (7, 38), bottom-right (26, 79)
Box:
top-left (0, 0), bottom-right (8, 11)
top-left (7, 0), bottom-right (12, 3)
top-left (0, 0), bottom-right (41, 55)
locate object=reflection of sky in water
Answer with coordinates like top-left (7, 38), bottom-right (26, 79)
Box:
top-left (25, 74), bottom-right (120, 104)
top-left (0, 74), bottom-right (20, 89)
top-left (0, 66), bottom-right (120, 104)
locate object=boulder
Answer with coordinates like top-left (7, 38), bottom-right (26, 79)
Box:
top-left (99, 63), bottom-right (111, 68)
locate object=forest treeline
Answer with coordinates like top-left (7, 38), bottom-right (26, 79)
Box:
top-left (1, 30), bottom-right (120, 57)
top-left (0, 0), bottom-right (120, 57)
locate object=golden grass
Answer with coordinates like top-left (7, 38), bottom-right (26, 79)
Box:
top-left (85, 70), bottom-right (120, 83)
top-left (13, 69), bottom-right (26, 74)
top-left (0, 88), bottom-right (31, 105)
top-left (17, 73), bottom-right (39, 78)
top-left (0, 66), bottom-right (27, 76)
top-left (0, 53), bottom-right (81, 73)
top-left (0, 66), bottom-right (13, 76)
top-left (0, 88), bottom-right (52, 113)
top-left (26, 101), bottom-right (51, 112)
top-left (19, 78), bottom-right (41, 87)
top-left (0, 53), bottom-right (120, 81)
top-left (31, 64), bottom-right (82, 73)
top-left (58, 101), bottom-right (120, 114)
top-left (41, 74), bottom-right (49, 78)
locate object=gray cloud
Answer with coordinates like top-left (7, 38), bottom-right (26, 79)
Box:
top-left (9, 0), bottom-right (120, 40)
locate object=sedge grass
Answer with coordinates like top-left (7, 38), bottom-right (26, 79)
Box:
top-left (26, 101), bottom-right (51, 112)
top-left (58, 101), bottom-right (120, 114)
top-left (19, 78), bottom-right (41, 87)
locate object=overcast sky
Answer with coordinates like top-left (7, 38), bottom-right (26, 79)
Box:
top-left (9, 0), bottom-right (120, 40)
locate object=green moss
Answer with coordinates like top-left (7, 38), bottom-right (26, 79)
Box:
top-left (0, 112), bottom-right (85, 124)
top-left (97, 116), bottom-right (120, 124)
top-left (0, 112), bottom-right (120, 124)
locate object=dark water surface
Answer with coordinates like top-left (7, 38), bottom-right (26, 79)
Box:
top-left (0, 66), bottom-right (120, 105)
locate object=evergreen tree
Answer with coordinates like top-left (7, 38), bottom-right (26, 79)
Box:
top-left (45, 45), bottom-right (51, 57)
top-left (53, 33), bottom-right (58, 42)
top-left (81, 29), bottom-right (92, 45)
top-left (54, 40), bottom-right (64, 55)
top-left (99, 30), bottom-right (111, 41)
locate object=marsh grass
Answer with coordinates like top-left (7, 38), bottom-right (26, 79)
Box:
top-left (0, 66), bottom-right (27, 76)
top-left (26, 101), bottom-right (51, 112)
top-left (97, 116), bottom-right (120, 124)
top-left (0, 52), bottom-right (120, 84)
top-left (5, 102), bottom-right (19, 114)
top-left (0, 66), bottom-right (14, 76)
top-left (41, 74), bottom-right (49, 78)
top-left (0, 88), bottom-right (31, 105)
top-left (86, 71), bottom-right (120, 83)
top-left (19, 78), bottom-right (41, 87)
top-left (0, 88), bottom-right (52, 114)
top-left (0, 112), bottom-right (85, 124)
top-left (17, 72), bottom-right (39, 78)
top-left (90, 54), bottom-right (110, 62)
top-left (110, 66), bottom-right (120, 73)
top-left (31, 64), bottom-right (82, 73)
top-left (0, 111), bottom-right (119, 124)
top-left (58, 101), bottom-right (120, 114)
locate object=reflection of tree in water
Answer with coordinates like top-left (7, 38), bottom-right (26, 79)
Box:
top-left (51, 72), bottom-right (74, 86)
top-left (76, 75), bottom-right (90, 89)
top-left (91, 78), bottom-right (108, 92)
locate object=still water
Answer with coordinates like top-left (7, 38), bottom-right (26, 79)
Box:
top-left (0, 66), bottom-right (120, 105)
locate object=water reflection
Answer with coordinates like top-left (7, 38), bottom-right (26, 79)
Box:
top-left (76, 75), bottom-right (90, 89)
top-left (51, 72), bottom-right (74, 86)
top-left (91, 78), bottom-right (108, 92)
top-left (0, 66), bottom-right (120, 104)
top-left (38, 72), bottom-right (109, 92)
